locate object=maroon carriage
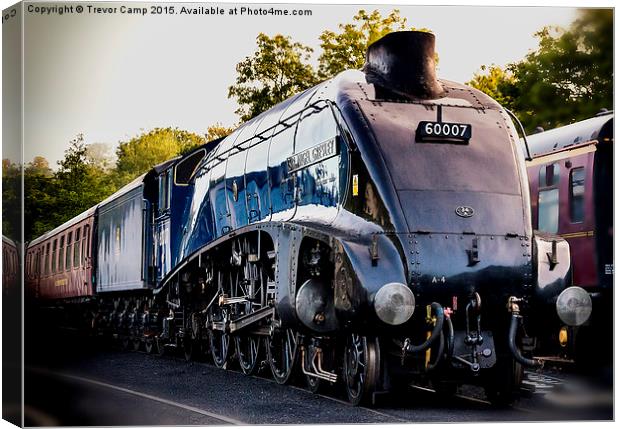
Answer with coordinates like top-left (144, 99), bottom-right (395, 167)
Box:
top-left (2, 235), bottom-right (19, 298)
top-left (25, 207), bottom-right (96, 301)
top-left (525, 111), bottom-right (613, 365)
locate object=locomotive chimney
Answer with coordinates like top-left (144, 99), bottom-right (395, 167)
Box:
top-left (363, 31), bottom-right (444, 100)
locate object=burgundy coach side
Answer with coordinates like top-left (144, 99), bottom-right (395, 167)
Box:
top-left (26, 207), bottom-right (96, 300)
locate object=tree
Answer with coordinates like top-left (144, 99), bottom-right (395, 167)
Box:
top-left (114, 127), bottom-right (205, 185)
top-left (468, 65), bottom-right (518, 109)
top-left (205, 123), bottom-right (235, 141)
top-left (468, 9), bottom-right (612, 132)
top-left (85, 143), bottom-right (116, 171)
top-left (24, 134), bottom-right (117, 241)
top-left (317, 9), bottom-right (430, 79)
top-left (228, 33), bottom-right (318, 122)
top-left (2, 159), bottom-right (21, 241)
top-left (23, 128), bottom-right (208, 241)
top-left (26, 156), bottom-right (52, 176)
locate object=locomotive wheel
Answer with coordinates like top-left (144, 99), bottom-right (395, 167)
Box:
top-left (235, 335), bottom-right (261, 375)
top-left (266, 328), bottom-right (298, 384)
top-left (343, 334), bottom-right (380, 406)
top-left (208, 304), bottom-right (231, 369)
top-left (484, 357), bottom-right (523, 406)
top-left (145, 338), bottom-right (155, 354)
top-left (155, 336), bottom-right (167, 356)
top-left (120, 336), bottom-right (130, 351)
top-left (184, 313), bottom-right (203, 362)
top-left (132, 337), bottom-right (141, 352)
top-left (209, 329), bottom-right (230, 368)
top-left (183, 336), bottom-right (195, 362)
top-left (306, 373), bottom-right (321, 394)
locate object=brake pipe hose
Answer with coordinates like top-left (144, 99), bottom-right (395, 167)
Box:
top-left (405, 302), bottom-right (445, 354)
top-left (508, 313), bottom-right (544, 368)
top-left (445, 314), bottom-right (455, 359)
top-left (506, 296), bottom-right (543, 367)
top-left (425, 330), bottom-right (445, 371)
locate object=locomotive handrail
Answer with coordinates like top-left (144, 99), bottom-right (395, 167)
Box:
top-left (505, 108), bottom-right (532, 161)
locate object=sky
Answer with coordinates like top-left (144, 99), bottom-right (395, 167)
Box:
top-left (3, 1), bottom-right (582, 166)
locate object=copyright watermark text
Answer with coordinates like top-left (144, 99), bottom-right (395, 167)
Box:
top-left (24, 3), bottom-right (313, 17)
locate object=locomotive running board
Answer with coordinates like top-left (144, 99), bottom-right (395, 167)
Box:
top-left (211, 306), bottom-right (274, 334)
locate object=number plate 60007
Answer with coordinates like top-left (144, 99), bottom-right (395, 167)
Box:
top-left (416, 121), bottom-right (472, 144)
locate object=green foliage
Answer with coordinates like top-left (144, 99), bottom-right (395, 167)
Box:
top-left (228, 33), bottom-right (318, 122)
top-left (2, 160), bottom-right (21, 241)
top-left (85, 143), bottom-right (116, 171)
top-left (22, 135), bottom-right (117, 241)
top-left (114, 127), bottom-right (206, 185)
top-left (16, 127), bottom-right (211, 241)
top-left (228, 10), bottom-right (432, 121)
top-left (468, 65), bottom-right (517, 108)
top-left (205, 123), bottom-right (235, 141)
top-left (318, 9), bottom-right (429, 79)
top-left (468, 9), bottom-right (612, 132)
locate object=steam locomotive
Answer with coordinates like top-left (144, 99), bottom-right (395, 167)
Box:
top-left (25, 32), bottom-right (589, 406)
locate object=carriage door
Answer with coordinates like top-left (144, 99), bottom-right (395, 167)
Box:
top-left (155, 168), bottom-right (172, 281)
top-left (292, 105), bottom-right (342, 223)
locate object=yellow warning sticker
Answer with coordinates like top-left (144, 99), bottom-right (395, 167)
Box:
top-left (352, 174), bottom-right (359, 196)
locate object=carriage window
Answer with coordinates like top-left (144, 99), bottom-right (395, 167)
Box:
top-left (25, 252), bottom-right (30, 278)
top-left (74, 228), bottom-right (81, 267)
top-left (158, 170), bottom-right (172, 214)
top-left (45, 243), bottom-right (50, 275)
top-left (570, 167), bottom-right (585, 223)
top-left (537, 163), bottom-right (560, 233)
top-left (66, 232), bottom-right (73, 269)
top-left (538, 163), bottom-right (560, 187)
top-left (538, 188), bottom-right (559, 233)
top-left (51, 240), bottom-right (57, 273)
top-left (83, 225), bottom-right (90, 263)
top-left (59, 236), bottom-right (65, 272)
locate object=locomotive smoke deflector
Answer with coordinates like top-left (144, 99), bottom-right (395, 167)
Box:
top-left (363, 31), bottom-right (445, 100)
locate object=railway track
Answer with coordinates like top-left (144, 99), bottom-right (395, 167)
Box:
top-left (25, 333), bottom-right (613, 425)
